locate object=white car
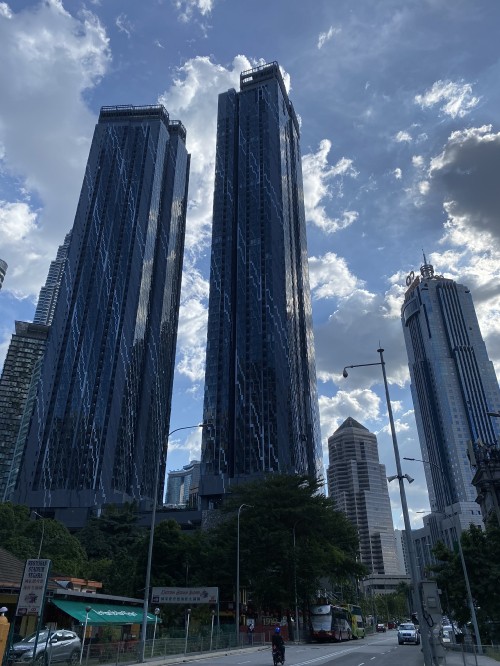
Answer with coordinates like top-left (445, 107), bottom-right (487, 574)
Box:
top-left (397, 622), bottom-right (420, 645)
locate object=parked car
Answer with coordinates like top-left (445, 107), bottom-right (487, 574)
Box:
top-left (376, 623), bottom-right (386, 632)
top-left (10, 630), bottom-right (81, 665)
top-left (397, 623), bottom-right (420, 645)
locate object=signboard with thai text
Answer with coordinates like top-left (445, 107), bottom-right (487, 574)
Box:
top-left (16, 559), bottom-right (51, 617)
top-left (151, 587), bottom-right (218, 604)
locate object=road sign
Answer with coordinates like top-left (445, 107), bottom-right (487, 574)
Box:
top-left (16, 559), bottom-right (51, 617)
top-left (151, 587), bottom-right (219, 604)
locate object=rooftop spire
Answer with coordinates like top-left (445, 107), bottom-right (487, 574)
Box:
top-left (420, 249), bottom-right (434, 279)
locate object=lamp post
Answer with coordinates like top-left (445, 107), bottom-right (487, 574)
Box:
top-left (79, 606), bottom-right (92, 665)
top-left (343, 348), bottom-right (434, 666)
top-left (236, 503), bottom-right (252, 645)
top-left (184, 608), bottom-right (191, 656)
top-left (292, 521), bottom-right (301, 643)
top-left (404, 456), bottom-right (483, 654)
top-left (31, 511), bottom-right (45, 558)
top-left (140, 423), bottom-right (209, 663)
top-left (151, 608), bottom-right (160, 657)
top-left (210, 610), bottom-right (216, 652)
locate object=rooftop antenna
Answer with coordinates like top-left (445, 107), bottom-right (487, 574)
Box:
top-left (420, 249), bottom-right (434, 279)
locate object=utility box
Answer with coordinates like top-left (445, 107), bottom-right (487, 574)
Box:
top-left (420, 581), bottom-right (446, 665)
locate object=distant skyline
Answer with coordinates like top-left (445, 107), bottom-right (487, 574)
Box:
top-left (1, 0), bottom-right (500, 528)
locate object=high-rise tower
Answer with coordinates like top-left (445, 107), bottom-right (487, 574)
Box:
top-left (327, 417), bottom-right (400, 575)
top-left (0, 233), bottom-right (72, 501)
top-left (15, 105), bottom-right (190, 527)
top-left (199, 62), bottom-right (323, 508)
top-left (401, 257), bottom-right (500, 513)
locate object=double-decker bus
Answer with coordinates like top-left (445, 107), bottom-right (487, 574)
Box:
top-left (309, 604), bottom-right (352, 642)
top-left (342, 604), bottom-right (365, 639)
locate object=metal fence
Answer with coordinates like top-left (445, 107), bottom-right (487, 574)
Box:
top-left (78, 631), bottom-right (267, 666)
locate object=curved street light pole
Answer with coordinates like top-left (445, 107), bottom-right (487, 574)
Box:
top-left (140, 423), bottom-right (208, 663)
top-left (404, 456), bottom-right (483, 654)
top-left (343, 348), bottom-right (434, 666)
top-left (31, 511), bottom-right (45, 558)
top-left (236, 503), bottom-right (252, 645)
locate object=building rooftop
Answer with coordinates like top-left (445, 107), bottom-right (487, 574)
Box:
top-left (334, 416), bottom-right (369, 433)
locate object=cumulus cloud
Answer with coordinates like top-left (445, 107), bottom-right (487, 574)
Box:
top-left (429, 125), bottom-right (500, 245)
top-left (319, 388), bottom-right (381, 441)
top-left (393, 168), bottom-right (402, 179)
top-left (174, 0), bottom-right (214, 22)
top-left (158, 55), bottom-right (255, 254)
top-left (317, 25), bottom-right (340, 50)
top-left (415, 79), bottom-right (480, 118)
top-left (302, 139), bottom-right (358, 233)
top-left (395, 130), bottom-right (412, 143)
top-left (309, 252), bottom-right (363, 301)
top-left (0, 0), bottom-right (111, 298)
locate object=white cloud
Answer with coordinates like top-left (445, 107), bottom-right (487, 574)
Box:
top-left (415, 79), bottom-right (480, 118)
top-left (0, 0), bottom-right (110, 299)
top-left (317, 25), bottom-right (340, 50)
top-left (309, 252), bottom-right (363, 301)
top-left (412, 155), bottom-right (424, 168)
top-left (0, 2), bottom-right (12, 18)
top-left (0, 202), bottom-right (38, 243)
top-left (418, 180), bottom-right (430, 195)
top-left (174, 0), bottom-right (214, 21)
top-left (115, 13), bottom-right (133, 37)
top-left (395, 130), bottom-right (412, 143)
top-left (302, 139), bottom-right (358, 234)
top-left (393, 168), bottom-right (402, 179)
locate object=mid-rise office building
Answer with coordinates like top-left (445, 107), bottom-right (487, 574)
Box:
top-left (199, 62), bottom-right (323, 508)
top-left (401, 258), bottom-right (500, 515)
top-left (15, 105), bottom-right (190, 527)
top-left (0, 259), bottom-right (7, 290)
top-left (327, 417), bottom-right (400, 575)
top-left (0, 234), bottom-right (72, 501)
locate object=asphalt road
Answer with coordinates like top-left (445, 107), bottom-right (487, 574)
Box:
top-left (180, 633), bottom-right (424, 666)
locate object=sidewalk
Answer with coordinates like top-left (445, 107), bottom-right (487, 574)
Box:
top-left (443, 647), bottom-right (500, 665)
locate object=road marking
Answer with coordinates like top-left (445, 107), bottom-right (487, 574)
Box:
top-left (371, 658), bottom-right (376, 660)
top-left (237, 661), bottom-right (251, 664)
top-left (292, 646), bottom-right (363, 666)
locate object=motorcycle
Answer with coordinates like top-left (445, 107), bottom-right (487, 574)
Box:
top-left (272, 644), bottom-right (284, 666)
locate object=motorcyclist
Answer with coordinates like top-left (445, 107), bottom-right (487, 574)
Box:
top-left (271, 627), bottom-right (285, 662)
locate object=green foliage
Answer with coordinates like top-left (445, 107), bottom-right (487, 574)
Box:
top-left (430, 522), bottom-right (500, 640)
top-left (204, 475), bottom-right (366, 612)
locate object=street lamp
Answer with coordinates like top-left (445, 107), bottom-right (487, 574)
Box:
top-left (404, 456), bottom-right (483, 654)
top-left (210, 609), bottom-right (216, 652)
top-left (31, 511), bottom-right (45, 558)
top-left (151, 608), bottom-right (160, 657)
top-left (140, 423), bottom-right (209, 662)
top-left (343, 348), bottom-right (434, 666)
top-left (292, 520), bottom-right (302, 643)
top-left (236, 503), bottom-right (252, 645)
top-left (79, 606), bottom-right (92, 664)
top-left (184, 608), bottom-right (191, 655)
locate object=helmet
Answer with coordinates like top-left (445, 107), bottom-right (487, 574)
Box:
top-left (275, 627), bottom-right (280, 634)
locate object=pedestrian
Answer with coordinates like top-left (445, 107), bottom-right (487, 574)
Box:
top-left (247, 622), bottom-right (255, 644)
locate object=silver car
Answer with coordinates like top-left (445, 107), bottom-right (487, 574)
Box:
top-left (397, 622), bottom-right (420, 645)
top-left (10, 630), bottom-right (81, 665)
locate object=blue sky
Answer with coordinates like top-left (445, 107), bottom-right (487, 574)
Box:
top-left (1, 0), bottom-right (500, 529)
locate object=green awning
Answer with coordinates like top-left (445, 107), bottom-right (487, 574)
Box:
top-left (52, 599), bottom-right (156, 625)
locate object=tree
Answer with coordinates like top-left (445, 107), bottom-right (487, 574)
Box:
top-left (430, 522), bottom-right (500, 641)
top-left (202, 475), bottom-right (366, 615)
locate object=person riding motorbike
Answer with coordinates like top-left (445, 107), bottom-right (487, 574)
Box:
top-left (271, 627), bottom-right (285, 663)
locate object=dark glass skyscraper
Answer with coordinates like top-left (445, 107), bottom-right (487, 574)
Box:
top-left (401, 258), bottom-right (500, 512)
top-left (199, 63), bottom-right (323, 507)
top-left (15, 105), bottom-right (190, 526)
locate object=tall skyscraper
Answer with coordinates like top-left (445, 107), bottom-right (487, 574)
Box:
top-left (199, 62), bottom-right (323, 508)
top-left (0, 259), bottom-right (7, 290)
top-left (15, 105), bottom-right (190, 527)
top-left (327, 417), bottom-right (400, 575)
top-left (0, 234), bottom-right (72, 501)
top-left (0, 322), bottom-right (49, 499)
top-left (401, 258), bottom-right (500, 513)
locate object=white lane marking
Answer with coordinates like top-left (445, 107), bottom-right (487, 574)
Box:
top-left (237, 661), bottom-right (252, 664)
top-left (292, 646), bottom-right (363, 666)
top-left (371, 658), bottom-right (376, 661)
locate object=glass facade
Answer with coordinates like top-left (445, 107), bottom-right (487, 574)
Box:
top-left (0, 259), bottom-right (7, 290)
top-left (200, 62), bottom-right (323, 507)
top-left (401, 260), bottom-right (500, 511)
top-left (327, 417), bottom-right (400, 575)
top-left (15, 105), bottom-right (190, 525)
